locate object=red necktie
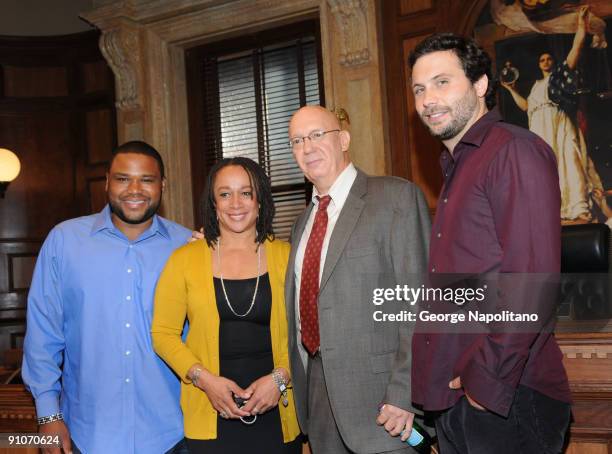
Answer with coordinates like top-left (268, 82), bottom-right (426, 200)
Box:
top-left (300, 195), bottom-right (332, 356)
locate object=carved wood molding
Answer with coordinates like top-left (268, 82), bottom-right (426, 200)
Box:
top-left (82, 0), bottom-right (388, 224)
top-left (327, 0), bottom-right (370, 67)
top-left (570, 384), bottom-right (612, 396)
top-left (0, 385), bottom-right (36, 432)
top-left (562, 344), bottom-right (612, 359)
top-left (99, 26), bottom-right (142, 111)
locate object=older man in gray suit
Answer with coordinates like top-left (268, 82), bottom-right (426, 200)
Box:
top-left (285, 105), bottom-right (430, 454)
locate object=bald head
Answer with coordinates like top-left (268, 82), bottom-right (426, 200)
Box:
top-left (289, 105), bottom-right (341, 133)
top-left (288, 105), bottom-right (351, 194)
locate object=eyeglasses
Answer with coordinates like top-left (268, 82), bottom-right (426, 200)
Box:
top-left (288, 129), bottom-right (340, 148)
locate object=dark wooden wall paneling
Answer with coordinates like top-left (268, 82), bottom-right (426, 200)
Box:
top-left (0, 31), bottom-right (116, 366)
top-left (381, 0), bottom-right (488, 211)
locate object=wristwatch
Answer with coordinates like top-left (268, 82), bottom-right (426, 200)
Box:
top-left (271, 368), bottom-right (289, 407)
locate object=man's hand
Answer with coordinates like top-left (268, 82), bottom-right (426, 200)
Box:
top-left (39, 420), bottom-right (71, 454)
top-left (449, 376), bottom-right (486, 411)
top-left (376, 404), bottom-right (415, 442)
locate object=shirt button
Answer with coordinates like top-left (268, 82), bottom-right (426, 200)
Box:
top-left (125, 378), bottom-right (130, 383)
top-left (126, 295), bottom-right (131, 301)
top-left (443, 198), bottom-right (448, 203)
top-left (127, 268), bottom-right (132, 273)
top-left (125, 323), bottom-right (131, 328)
top-left (128, 245), bottom-right (133, 249)
top-left (431, 266), bottom-right (436, 272)
top-left (125, 350), bottom-right (131, 356)
top-left (436, 233), bottom-right (442, 238)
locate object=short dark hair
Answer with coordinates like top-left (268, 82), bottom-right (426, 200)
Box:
top-left (110, 141), bottom-right (165, 179)
top-left (408, 33), bottom-right (497, 110)
top-left (201, 157), bottom-right (275, 246)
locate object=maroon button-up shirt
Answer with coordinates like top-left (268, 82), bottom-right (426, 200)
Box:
top-left (412, 109), bottom-right (571, 417)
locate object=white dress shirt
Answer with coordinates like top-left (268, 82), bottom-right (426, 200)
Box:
top-left (294, 163), bottom-right (358, 360)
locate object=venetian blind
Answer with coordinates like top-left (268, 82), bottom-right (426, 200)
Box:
top-left (200, 35), bottom-right (322, 239)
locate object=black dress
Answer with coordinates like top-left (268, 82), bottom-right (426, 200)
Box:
top-left (185, 273), bottom-right (301, 454)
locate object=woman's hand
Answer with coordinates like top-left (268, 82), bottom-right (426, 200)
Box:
top-left (196, 369), bottom-right (251, 419)
top-left (241, 374), bottom-right (281, 415)
top-left (501, 79), bottom-right (528, 111)
top-left (568, 5), bottom-right (589, 70)
top-left (577, 5), bottom-right (589, 32)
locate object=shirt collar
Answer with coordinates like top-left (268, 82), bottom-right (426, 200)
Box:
top-left (457, 108), bottom-right (502, 148)
top-left (149, 213), bottom-right (170, 239)
top-left (439, 108), bottom-right (503, 173)
top-left (312, 162), bottom-right (357, 207)
top-left (91, 205), bottom-right (115, 234)
top-left (91, 204), bottom-right (170, 240)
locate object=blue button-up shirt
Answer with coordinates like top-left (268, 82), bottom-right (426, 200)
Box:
top-left (23, 205), bottom-right (190, 454)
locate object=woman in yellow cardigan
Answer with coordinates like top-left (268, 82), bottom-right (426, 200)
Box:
top-left (152, 157), bottom-right (301, 453)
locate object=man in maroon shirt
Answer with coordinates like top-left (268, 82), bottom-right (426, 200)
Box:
top-left (408, 33), bottom-right (571, 453)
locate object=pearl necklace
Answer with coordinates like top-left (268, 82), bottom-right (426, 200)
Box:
top-left (216, 238), bottom-right (260, 318)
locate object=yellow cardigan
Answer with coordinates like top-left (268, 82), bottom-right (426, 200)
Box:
top-left (151, 238), bottom-right (300, 442)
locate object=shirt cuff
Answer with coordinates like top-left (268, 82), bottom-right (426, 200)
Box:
top-left (34, 391), bottom-right (60, 418)
top-left (460, 361), bottom-right (516, 417)
top-left (383, 386), bottom-right (420, 415)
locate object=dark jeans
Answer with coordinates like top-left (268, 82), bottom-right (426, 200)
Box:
top-left (71, 437), bottom-right (189, 454)
top-left (435, 385), bottom-right (570, 454)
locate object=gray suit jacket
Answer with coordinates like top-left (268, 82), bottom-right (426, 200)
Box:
top-left (285, 169), bottom-right (431, 453)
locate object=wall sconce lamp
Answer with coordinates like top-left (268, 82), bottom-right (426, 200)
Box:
top-left (0, 148), bottom-right (21, 198)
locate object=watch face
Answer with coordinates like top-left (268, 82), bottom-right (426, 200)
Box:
top-left (501, 66), bottom-right (519, 84)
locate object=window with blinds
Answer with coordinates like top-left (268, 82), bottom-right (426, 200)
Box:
top-left (186, 21), bottom-right (324, 239)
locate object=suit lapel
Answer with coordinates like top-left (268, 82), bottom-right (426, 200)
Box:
top-left (319, 170), bottom-right (367, 292)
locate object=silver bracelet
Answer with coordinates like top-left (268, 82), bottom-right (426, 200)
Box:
top-left (191, 367), bottom-right (202, 387)
top-left (271, 368), bottom-right (289, 407)
top-left (37, 412), bottom-right (64, 425)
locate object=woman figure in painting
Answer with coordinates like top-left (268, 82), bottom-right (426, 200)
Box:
top-left (501, 5), bottom-right (603, 222)
top-left (151, 157), bottom-right (301, 453)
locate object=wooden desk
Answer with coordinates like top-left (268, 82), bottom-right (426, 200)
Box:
top-left (558, 320), bottom-right (612, 453)
top-left (0, 385), bottom-right (36, 454)
top-left (0, 385), bottom-right (36, 433)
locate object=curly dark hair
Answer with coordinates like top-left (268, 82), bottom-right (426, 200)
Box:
top-left (201, 157), bottom-right (275, 246)
top-left (408, 33), bottom-right (498, 110)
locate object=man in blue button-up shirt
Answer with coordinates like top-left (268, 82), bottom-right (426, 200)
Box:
top-left (23, 141), bottom-right (191, 454)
